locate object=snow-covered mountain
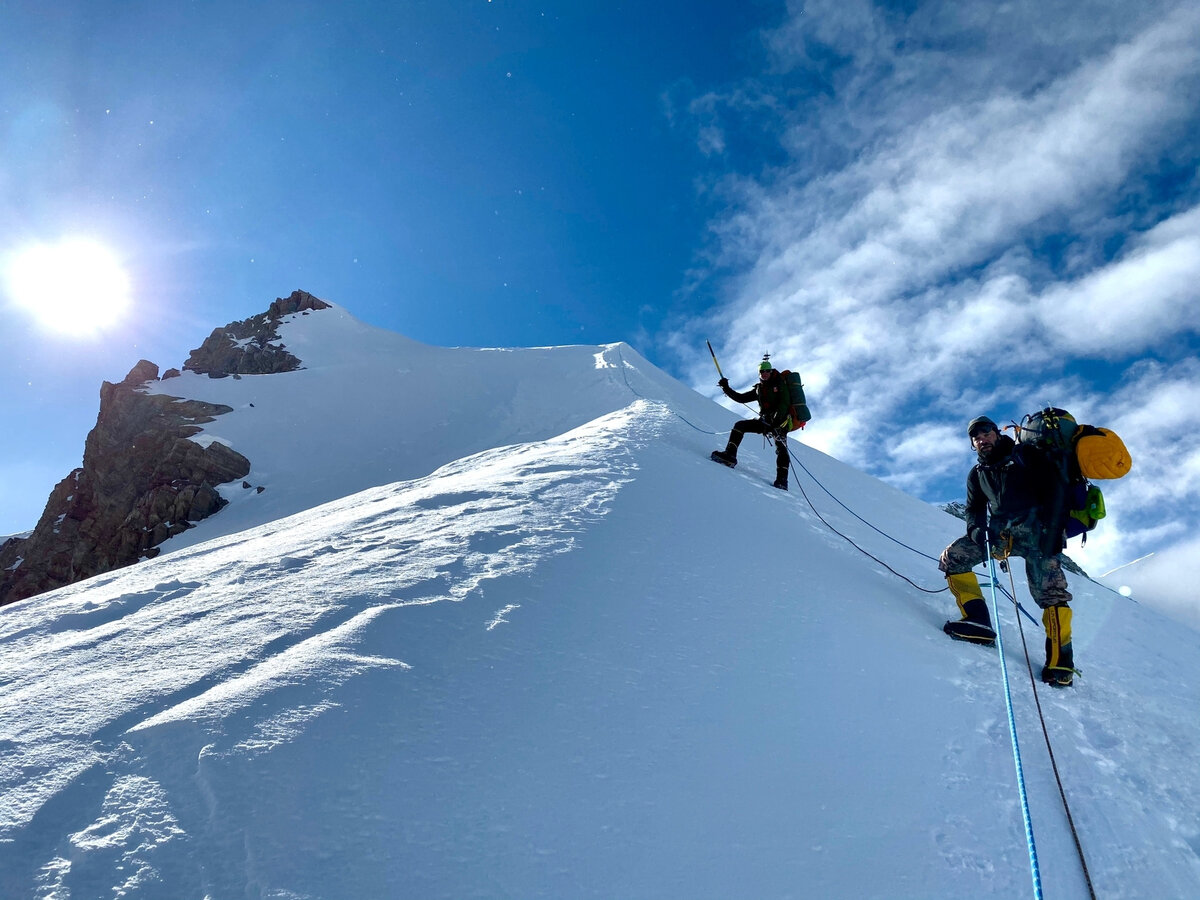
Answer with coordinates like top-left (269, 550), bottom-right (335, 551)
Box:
top-left (2, 304), bottom-right (1198, 899)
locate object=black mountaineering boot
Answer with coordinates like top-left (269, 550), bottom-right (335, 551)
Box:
top-left (773, 471), bottom-right (789, 490)
top-left (943, 607), bottom-right (996, 645)
top-left (942, 574), bottom-right (996, 646)
top-left (710, 445), bottom-right (737, 468)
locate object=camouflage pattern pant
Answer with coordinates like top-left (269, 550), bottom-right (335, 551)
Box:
top-left (939, 525), bottom-right (1072, 609)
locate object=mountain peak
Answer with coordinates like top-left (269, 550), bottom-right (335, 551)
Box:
top-left (183, 289), bottom-right (332, 378)
top-left (0, 292), bottom-right (340, 604)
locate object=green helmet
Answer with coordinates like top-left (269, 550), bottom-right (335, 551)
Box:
top-left (759, 355), bottom-right (772, 373)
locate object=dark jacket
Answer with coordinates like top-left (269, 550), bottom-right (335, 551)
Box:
top-left (965, 434), bottom-right (1065, 555)
top-left (721, 370), bottom-right (791, 428)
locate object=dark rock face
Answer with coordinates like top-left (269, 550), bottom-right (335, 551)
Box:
top-left (0, 359), bottom-right (251, 605)
top-left (183, 289), bottom-right (330, 378)
top-left (0, 290), bottom-right (328, 605)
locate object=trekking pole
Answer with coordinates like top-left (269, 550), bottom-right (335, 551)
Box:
top-left (706, 340), bottom-right (724, 379)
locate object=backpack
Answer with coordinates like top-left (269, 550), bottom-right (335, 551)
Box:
top-left (1066, 481), bottom-right (1107, 539)
top-left (779, 370), bottom-right (811, 431)
top-left (1016, 407), bottom-right (1132, 480)
top-left (1016, 407), bottom-right (1131, 544)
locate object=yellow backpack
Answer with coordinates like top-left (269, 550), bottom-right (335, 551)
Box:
top-left (1075, 427), bottom-right (1132, 480)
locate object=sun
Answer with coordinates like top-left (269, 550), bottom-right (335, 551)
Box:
top-left (5, 238), bottom-right (131, 336)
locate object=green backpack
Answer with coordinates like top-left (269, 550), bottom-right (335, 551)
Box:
top-left (780, 370), bottom-right (811, 431)
top-left (1067, 483), bottom-right (1106, 538)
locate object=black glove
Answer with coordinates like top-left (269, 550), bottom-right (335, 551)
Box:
top-left (717, 377), bottom-right (729, 389)
top-left (967, 525), bottom-right (986, 553)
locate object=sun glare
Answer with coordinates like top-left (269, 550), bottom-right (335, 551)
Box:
top-left (6, 238), bottom-right (131, 336)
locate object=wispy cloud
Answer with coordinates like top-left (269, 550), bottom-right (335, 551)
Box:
top-left (670, 0), bottom-right (1200, 621)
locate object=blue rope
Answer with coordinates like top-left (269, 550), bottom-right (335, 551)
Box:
top-left (984, 571), bottom-right (1044, 628)
top-left (986, 546), bottom-right (1044, 900)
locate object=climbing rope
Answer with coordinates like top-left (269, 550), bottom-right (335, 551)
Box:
top-left (1000, 563), bottom-right (1099, 900)
top-left (780, 440), bottom-right (948, 594)
top-left (780, 437), bottom-right (1047, 625)
top-left (612, 346), bottom-right (1046, 615)
top-left (787, 451), bottom-right (940, 561)
top-left (613, 345), bottom-right (724, 435)
top-left (986, 542), bottom-right (1045, 900)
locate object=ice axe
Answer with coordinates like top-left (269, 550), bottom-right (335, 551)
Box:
top-left (706, 340), bottom-right (724, 380)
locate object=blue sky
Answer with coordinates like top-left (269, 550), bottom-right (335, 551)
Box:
top-left (3, 1), bottom-right (1199, 613)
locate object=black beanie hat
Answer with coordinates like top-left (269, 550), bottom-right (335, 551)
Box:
top-left (967, 416), bottom-right (998, 438)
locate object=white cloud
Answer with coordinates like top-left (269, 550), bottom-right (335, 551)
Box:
top-left (672, 0), bottom-right (1200, 606)
top-left (1036, 204), bottom-right (1200, 354)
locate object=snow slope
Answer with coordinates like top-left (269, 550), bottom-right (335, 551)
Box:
top-left (2, 306), bottom-right (1199, 899)
top-left (142, 304), bottom-right (699, 552)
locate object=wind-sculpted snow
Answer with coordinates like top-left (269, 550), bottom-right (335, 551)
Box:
top-left (0, 401), bottom-right (651, 894)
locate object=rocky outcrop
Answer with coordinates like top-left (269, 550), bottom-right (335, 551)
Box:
top-left (0, 359), bottom-right (251, 604)
top-left (0, 290), bottom-right (330, 605)
top-left (183, 289), bottom-right (330, 377)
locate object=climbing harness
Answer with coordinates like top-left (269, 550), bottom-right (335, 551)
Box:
top-left (992, 530), bottom-right (1015, 561)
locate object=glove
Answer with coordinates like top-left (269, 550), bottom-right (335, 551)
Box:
top-left (990, 530), bottom-right (1014, 560)
top-left (967, 525), bottom-right (986, 553)
top-left (717, 377), bottom-right (729, 389)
